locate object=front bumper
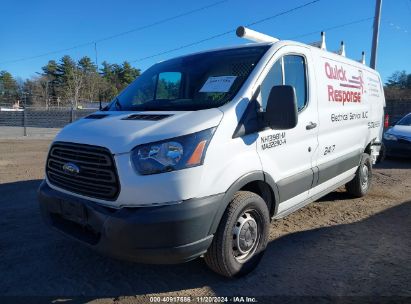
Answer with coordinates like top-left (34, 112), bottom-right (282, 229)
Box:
top-left (383, 138), bottom-right (411, 157)
top-left (38, 181), bottom-right (223, 264)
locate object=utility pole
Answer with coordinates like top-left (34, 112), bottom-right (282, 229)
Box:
top-left (370, 0), bottom-right (382, 69)
top-left (95, 42), bottom-right (102, 110)
top-left (23, 92), bottom-right (27, 136)
top-left (94, 42), bottom-right (98, 72)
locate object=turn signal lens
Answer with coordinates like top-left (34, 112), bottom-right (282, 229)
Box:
top-left (187, 140), bottom-right (207, 166)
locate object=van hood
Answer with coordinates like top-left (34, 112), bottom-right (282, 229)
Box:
top-left (54, 109), bottom-right (224, 154)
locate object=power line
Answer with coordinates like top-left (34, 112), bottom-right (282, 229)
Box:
top-left (0, 41), bottom-right (94, 66)
top-left (131, 29), bottom-right (235, 62)
top-left (131, 0), bottom-right (321, 62)
top-left (291, 16), bottom-right (374, 39)
top-left (94, 0), bottom-right (228, 44)
top-left (0, 0), bottom-right (228, 66)
top-left (133, 14), bottom-right (377, 64)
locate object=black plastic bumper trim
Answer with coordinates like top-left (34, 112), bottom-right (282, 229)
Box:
top-left (38, 181), bottom-right (222, 264)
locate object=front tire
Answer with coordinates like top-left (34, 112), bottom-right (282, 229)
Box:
top-left (346, 153), bottom-right (372, 197)
top-left (204, 191), bottom-right (270, 278)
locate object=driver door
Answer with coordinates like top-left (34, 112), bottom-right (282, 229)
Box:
top-left (256, 46), bottom-right (319, 214)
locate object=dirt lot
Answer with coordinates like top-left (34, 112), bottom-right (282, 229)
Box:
top-left (0, 139), bottom-right (410, 302)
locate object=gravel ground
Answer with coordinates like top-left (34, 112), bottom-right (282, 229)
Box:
top-left (0, 139), bottom-right (410, 303)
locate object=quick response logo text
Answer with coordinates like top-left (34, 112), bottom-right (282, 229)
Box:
top-left (325, 62), bottom-right (362, 105)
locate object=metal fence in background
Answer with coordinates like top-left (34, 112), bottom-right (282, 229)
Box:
top-left (0, 107), bottom-right (96, 138)
top-left (385, 99), bottom-right (411, 124)
top-left (1, 100), bottom-right (410, 138)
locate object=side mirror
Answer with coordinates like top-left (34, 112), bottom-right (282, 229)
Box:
top-left (264, 85), bottom-right (298, 130)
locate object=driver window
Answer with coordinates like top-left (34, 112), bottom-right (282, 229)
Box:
top-left (283, 55), bottom-right (307, 111)
top-left (261, 54), bottom-right (307, 112)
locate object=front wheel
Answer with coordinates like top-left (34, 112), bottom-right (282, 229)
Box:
top-left (346, 153), bottom-right (372, 197)
top-left (204, 191), bottom-right (270, 278)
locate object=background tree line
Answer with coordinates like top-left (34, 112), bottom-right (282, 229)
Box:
top-left (1, 62), bottom-right (411, 108)
top-left (0, 55), bottom-right (140, 108)
top-left (384, 70), bottom-right (411, 100)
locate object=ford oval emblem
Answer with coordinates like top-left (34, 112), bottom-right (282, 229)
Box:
top-left (62, 162), bottom-right (80, 176)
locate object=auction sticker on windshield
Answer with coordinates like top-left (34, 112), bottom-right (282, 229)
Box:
top-left (200, 76), bottom-right (237, 93)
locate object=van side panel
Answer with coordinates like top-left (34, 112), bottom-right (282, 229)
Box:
top-left (311, 52), bottom-right (371, 189)
top-left (363, 70), bottom-right (385, 144)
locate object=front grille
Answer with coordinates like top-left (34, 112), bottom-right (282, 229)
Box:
top-left (46, 142), bottom-right (120, 200)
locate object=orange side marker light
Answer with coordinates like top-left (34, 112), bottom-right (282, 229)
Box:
top-left (187, 140), bottom-right (207, 166)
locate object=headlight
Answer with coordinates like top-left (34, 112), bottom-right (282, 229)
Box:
top-left (383, 133), bottom-right (397, 141)
top-left (131, 128), bottom-right (216, 175)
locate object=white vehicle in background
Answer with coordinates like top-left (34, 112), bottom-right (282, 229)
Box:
top-left (38, 26), bottom-right (385, 277)
top-left (0, 107), bottom-right (24, 112)
top-left (0, 101), bottom-right (24, 111)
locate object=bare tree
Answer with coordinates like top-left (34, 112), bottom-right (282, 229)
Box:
top-left (37, 76), bottom-right (50, 108)
top-left (65, 67), bottom-right (84, 108)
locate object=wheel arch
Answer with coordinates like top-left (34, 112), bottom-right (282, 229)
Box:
top-left (208, 171), bottom-right (280, 235)
top-left (364, 141), bottom-right (372, 155)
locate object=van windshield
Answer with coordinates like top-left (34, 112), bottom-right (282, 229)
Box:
top-left (106, 45), bottom-right (269, 111)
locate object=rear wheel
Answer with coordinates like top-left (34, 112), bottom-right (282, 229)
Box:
top-left (346, 153), bottom-right (372, 197)
top-left (204, 191), bottom-right (270, 278)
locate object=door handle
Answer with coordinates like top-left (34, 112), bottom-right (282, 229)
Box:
top-left (306, 122), bottom-right (317, 130)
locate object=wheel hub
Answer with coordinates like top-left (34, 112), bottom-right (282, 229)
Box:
top-left (233, 211), bottom-right (258, 259)
top-left (361, 164), bottom-right (369, 189)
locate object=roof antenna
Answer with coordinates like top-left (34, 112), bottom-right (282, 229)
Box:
top-left (236, 26), bottom-right (279, 43)
top-left (321, 32), bottom-right (327, 50)
top-left (338, 41), bottom-right (346, 57)
top-left (310, 31), bottom-right (327, 50)
top-left (359, 51), bottom-right (366, 64)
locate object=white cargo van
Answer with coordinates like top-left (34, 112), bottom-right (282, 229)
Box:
top-left (38, 27), bottom-right (385, 277)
